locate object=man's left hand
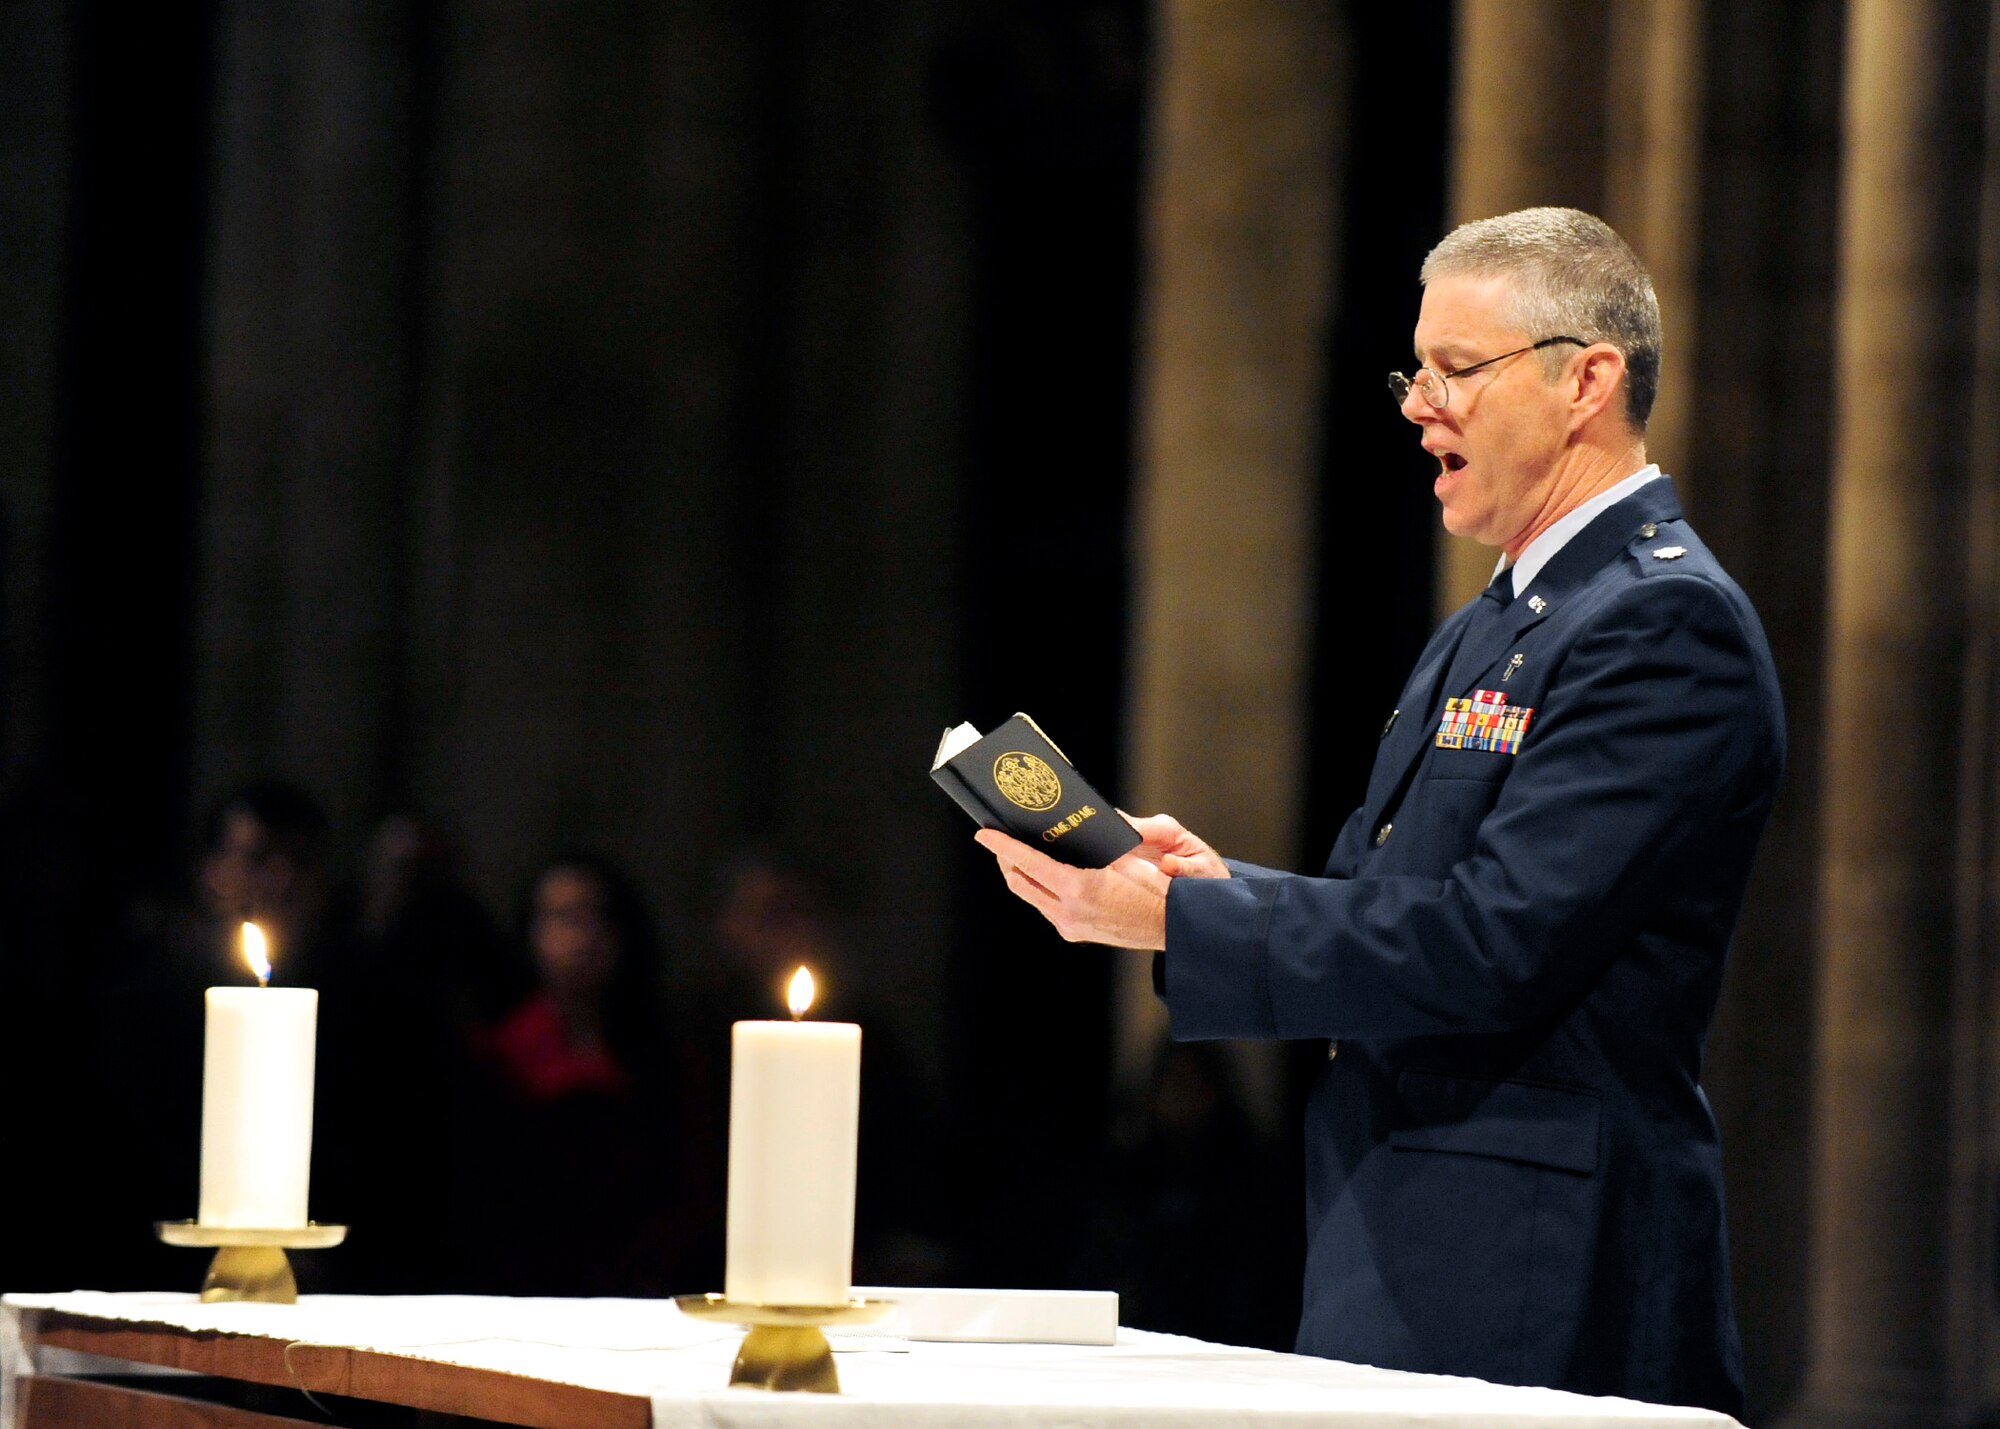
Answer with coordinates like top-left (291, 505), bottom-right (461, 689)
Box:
top-left (974, 828), bottom-right (1171, 950)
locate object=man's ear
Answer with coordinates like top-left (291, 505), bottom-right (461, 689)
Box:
top-left (1567, 344), bottom-right (1627, 432)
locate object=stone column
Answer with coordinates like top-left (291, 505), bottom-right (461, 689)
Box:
top-left (398, 1), bottom-right (763, 917)
top-left (1603, 0), bottom-right (1702, 483)
top-left (195, 0), bottom-right (415, 840)
top-left (1793, 1), bottom-right (1986, 1421)
top-left (757, 0), bottom-right (969, 1082)
top-left (1120, 0), bottom-right (1340, 1105)
top-left (1438, 0), bottom-right (1607, 611)
top-left (1680, 6), bottom-right (1846, 1413)
top-left (1951, 2), bottom-right (2000, 1415)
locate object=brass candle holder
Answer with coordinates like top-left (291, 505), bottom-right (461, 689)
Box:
top-left (155, 1221), bottom-right (348, 1304)
top-left (675, 1292), bottom-right (892, 1393)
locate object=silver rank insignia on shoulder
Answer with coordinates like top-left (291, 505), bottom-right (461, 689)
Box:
top-left (1652, 545), bottom-right (1687, 560)
top-left (1527, 594), bottom-right (1547, 613)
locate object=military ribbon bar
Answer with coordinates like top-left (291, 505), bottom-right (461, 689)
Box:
top-left (1436, 688), bottom-right (1534, 754)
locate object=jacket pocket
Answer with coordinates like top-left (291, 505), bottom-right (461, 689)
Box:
top-left (1389, 1069), bottom-right (1601, 1175)
top-left (1424, 744), bottom-right (1516, 782)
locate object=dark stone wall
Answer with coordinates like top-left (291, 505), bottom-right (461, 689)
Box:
top-left (182, 0), bottom-right (979, 1077)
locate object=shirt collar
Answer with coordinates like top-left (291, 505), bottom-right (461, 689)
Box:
top-left (1494, 465), bottom-right (1665, 597)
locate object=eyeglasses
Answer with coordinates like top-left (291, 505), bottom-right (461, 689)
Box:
top-left (1387, 335), bottom-right (1587, 410)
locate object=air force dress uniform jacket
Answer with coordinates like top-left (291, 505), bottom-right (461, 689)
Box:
top-left (1160, 479), bottom-right (1782, 1416)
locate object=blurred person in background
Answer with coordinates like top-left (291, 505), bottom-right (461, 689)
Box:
top-left (94, 777), bottom-right (335, 1287)
top-left (689, 847), bottom-right (960, 1288)
top-left (313, 811), bottom-right (526, 1291)
top-left (196, 779), bottom-right (332, 977)
top-left (448, 851), bottom-right (719, 1296)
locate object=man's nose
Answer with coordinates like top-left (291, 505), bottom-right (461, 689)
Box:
top-left (1399, 382), bottom-right (1436, 425)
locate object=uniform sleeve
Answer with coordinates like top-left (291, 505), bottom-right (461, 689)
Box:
top-left (1161, 574), bottom-right (1781, 1041)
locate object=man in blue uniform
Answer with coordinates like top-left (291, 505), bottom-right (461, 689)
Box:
top-left (975, 208), bottom-right (1781, 1417)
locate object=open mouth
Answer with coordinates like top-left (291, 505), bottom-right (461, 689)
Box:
top-left (1440, 453), bottom-right (1467, 473)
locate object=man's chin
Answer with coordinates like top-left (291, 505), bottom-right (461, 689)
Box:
top-left (1436, 505), bottom-right (1500, 550)
top-left (1434, 470), bottom-right (1470, 522)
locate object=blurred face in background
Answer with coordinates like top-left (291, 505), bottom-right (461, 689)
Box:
top-left (712, 860), bottom-right (838, 1006)
top-left (201, 808), bottom-right (317, 940)
top-left (531, 867), bottom-right (619, 1002)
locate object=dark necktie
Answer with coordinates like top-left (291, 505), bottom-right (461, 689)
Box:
top-left (1442, 567), bottom-right (1516, 692)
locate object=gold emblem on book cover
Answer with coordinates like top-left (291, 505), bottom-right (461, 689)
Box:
top-left (993, 751), bottom-right (1063, 812)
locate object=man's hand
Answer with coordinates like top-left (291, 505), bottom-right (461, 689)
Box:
top-left (975, 829), bottom-right (1169, 948)
top-left (974, 814), bottom-right (1226, 949)
top-left (1123, 813), bottom-right (1230, 879)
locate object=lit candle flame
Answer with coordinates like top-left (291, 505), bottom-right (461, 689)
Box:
top-left (241, 920), bottom-right (271, 987)
top-left (787, 965), bottom-right (815, 1020)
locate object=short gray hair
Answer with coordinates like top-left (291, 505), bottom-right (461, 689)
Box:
top-left (1421, 207), bottom-right (1661, 431)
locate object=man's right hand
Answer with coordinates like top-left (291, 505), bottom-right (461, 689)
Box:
top-left (1124, 813), bottom-right (1230, 880)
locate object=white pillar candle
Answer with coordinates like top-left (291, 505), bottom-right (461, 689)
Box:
top-left (198, 986), bottom-right (319, 1228)
top-left (724, 976), bottom-right (861, 1306)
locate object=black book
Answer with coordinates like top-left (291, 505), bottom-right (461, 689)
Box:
top-left (930, 712), bottom-right (1142, 868)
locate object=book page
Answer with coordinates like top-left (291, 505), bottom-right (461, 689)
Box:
top-left (933, 721), bottom-right (982, 769)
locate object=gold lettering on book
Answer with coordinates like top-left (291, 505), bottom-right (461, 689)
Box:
top-left (1043, 805), bottom-right (1098, 841)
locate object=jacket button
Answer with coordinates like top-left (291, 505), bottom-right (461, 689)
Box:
top-left (1373, 823), bottom-right (1393, 846)
top-left (1640, 522), bottom-right (1658, 538)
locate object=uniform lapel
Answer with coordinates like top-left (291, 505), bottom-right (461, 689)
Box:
top-left (1445, 589), bottom-right (1552, 694)
top-left (1445, 479), bottom-right (1686, 699)
top-left (1380, 606), bottom-right (1476, 773)
top-left (1359, 478), bottom-right (1688, 831)
top-left (1360, 600), bottom-right (1488, 824)
top-left (1360, 587), bottom-right (1498, 831)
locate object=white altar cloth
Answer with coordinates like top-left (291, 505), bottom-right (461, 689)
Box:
top-left (2, 1290), bottom-right (1744, 1428)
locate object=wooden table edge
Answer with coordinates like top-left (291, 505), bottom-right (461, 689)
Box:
top-left (19, 1373), bottom-right (329, 1429)
top-left (16, 1306), bottom-right (654, 1429)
